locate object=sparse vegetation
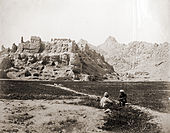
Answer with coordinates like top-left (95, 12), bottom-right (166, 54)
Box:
top-left (101, 107), bottom-right (161, 133)
top-left (74, 96), bottom-right (161, 133)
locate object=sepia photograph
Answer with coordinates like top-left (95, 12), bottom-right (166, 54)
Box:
top-left (0, 0), bottom-right (170, 132)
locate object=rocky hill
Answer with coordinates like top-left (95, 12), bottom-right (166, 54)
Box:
top-left (0, 36), bottom-right (118, 81)
top-left (97, 36), bottom-right (170, 81)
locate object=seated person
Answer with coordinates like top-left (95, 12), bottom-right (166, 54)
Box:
top-left (100, 92), bottom-right (113, 109)
top-left (119, 89), bottom-right (127, 107)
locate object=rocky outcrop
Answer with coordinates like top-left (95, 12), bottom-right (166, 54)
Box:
top-left (77, 39), bottom-right (115, 76)
top-left (0, 56), bottom-right (13, 78)
top-left (97, 36), bottom-right (170, 81)
top-left (0, 56), bottom-right (13, 70)
top-left (0, 36), bottom-right (117, 81)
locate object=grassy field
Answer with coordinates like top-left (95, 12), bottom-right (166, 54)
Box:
top-left (0, 80), bottom-right (81, 99)
top-left (60, 81), bottom-right (170, 113)
top-left (0, 80), bottom-right (169, 112)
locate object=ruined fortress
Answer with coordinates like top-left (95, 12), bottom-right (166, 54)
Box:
top-left (0, 36), bottom-right (118, 81)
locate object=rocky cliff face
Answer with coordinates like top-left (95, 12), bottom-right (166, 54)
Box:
top-left (97, 36), bottom-right (170, 81)
top-left (0, 36), bottom-right (117, 81)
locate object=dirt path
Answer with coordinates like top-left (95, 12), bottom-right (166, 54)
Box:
top-left (43, 83), bottom-right (99, 99)
top-left (44, 83), bottom-right (170, 133)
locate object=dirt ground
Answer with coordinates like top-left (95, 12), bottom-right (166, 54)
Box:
top-left (0, 99), bottom-right (170, 133)
top-left (0, 99), bottom-right (111, 133)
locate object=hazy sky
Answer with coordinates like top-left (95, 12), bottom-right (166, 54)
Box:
top-left (0, 0), bottom-right (170, 47)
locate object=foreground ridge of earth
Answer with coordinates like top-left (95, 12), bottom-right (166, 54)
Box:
top-left (0, 99), bottom-right (108, 133)
top-left (0, 36), bottom-right (118, 81)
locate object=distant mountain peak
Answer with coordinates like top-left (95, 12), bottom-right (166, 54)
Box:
top-left (105, 36), bottom-right (117, 43)
top-left (98, 36), bottom-right (118, 49)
